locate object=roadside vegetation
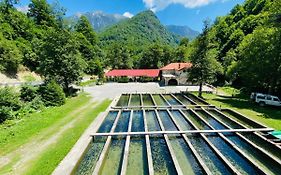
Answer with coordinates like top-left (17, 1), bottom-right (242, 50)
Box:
top-left (196, 87), bottom-right (281, 130)
top-left (0, 93), bottom-right (111, 174)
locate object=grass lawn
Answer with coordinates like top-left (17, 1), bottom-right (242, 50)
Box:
top-left (24, 99), bottom-right (111, 175)
top-left (0, 93), bottom-right (91, 155)
top-left (0, 93), bottom-right (111, 175)
top-left (195, 88), bottom-right (281, 130)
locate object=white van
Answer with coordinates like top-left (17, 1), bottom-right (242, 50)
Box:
top-left (251, 93), bottom-right (281, 107)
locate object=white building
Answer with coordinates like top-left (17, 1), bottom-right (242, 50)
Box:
top-left (160, 63), bottom-right (192, 86)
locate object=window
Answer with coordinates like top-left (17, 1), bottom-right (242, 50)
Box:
top-left (266, 96), bottom-right (272, 100)
top-left (273, 98), bottom-right (280, 102)
top-left (257, 96), bottom-right (265, 99)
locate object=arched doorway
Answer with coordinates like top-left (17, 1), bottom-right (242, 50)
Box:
top-left (168, 79), bottom-right (178, 86)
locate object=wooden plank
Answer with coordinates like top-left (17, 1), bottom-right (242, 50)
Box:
top-left (170, 94), bottom-right (185, 106)
top-left (194, 109), bottom-right (267, 175)
top-left (166, 110), bottom-right (212, 175)
top-left (92, 110), bottom-right (122, 175)
top-left (149, 93), bottom-right (157, 107)
top-left (140, 94), bottom-right (144, 107)
top-left (205, 108), bottom-right (281, 169)
top-left (160, 94), bottom-right (171, 107)
top-left (187, 109), bottom-right (242, 175)
top-left (128, 94), bottom-right (132, 107)
top-left (120, 110), bottom-right (133, 175)
top-left (90, 128), bottom-right (273, 136)
top-left (154, 110), bottom-right (183, 175)
top-left (143, 109), bottom-right (154, 175)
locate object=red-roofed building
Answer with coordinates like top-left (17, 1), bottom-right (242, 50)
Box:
top-left (105, 69), bottom-right (160, 81)
top-left (160, 62), bottom-right (192, 85)
top-left (105, 62), bottom-right (192, 85)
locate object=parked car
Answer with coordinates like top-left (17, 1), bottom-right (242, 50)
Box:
top-left (250, 92), bottom-right (281, 107)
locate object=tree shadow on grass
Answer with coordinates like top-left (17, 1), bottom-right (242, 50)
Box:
top-left (213, 97), bottom-right (281, 120)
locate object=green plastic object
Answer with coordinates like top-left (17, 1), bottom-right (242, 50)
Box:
top-left (270, 131), bottom-right (281, 139)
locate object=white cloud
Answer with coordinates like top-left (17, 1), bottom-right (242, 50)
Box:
top-left (123, 12), bottom-right (134, 18)
top-left (16, 5), bottom-right (29, 13)
top-left (143, 0), bottom-right (224, 12)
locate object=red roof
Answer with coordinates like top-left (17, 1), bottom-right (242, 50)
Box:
top-left (105, 69), bottom-right (160, 77)
top-left (161, 62), bottom-right (192, 71)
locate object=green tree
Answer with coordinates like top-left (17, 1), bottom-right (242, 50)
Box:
top-left (107, 43), bottom-right (132, 69)
top-left (75, 15), bottom-right (97, 45)
top-left (27, 0), bottom-right (56, 27)
top-left (189, 21), bottom-right (222, 97)
top-left (179, 37), bottom-right (189, 47)
top-left (38, 80), bottom-right (66, 106)
top-left (235, 27), bottom-right (281, 93)
top-left (0, 34), bottom-right (22, 74)
top-left (38, 29), bottom-right (86, 91)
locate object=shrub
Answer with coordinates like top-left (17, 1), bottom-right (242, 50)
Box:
top-left (38, 81), bottom-right (66, 106)
top-left (117, 77), bottom-right (129, 83)
top-left (0, 106), bottom-right (14, 123)
top-left (20, 84), bottom-right (38, 102)
top-left (0, 87), bottom-right (21, 111)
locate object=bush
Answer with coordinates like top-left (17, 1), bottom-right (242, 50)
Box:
top-left (38, 81), bottom-right (66, 106)
top-left (117, 77), bottom-right (129, 83)
top-left (0, 106), bottom-right (14, 123)
top-left (0, 87), bottom-right (21, 111)
top-left (20, 84), bottom-right (38, 102)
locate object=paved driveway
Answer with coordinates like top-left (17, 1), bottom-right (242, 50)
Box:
top-left (83, 82), bottom-right (214, 101)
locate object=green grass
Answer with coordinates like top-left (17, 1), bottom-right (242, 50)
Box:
top-left (0, 93), bottom-right (91, 155)
top-left (24, 99), bottom-right (111, 175)
top-left (196, 88), bottom-right (281, 130)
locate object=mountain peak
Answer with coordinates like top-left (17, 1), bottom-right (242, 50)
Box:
top-left (99, 10), bottom-right (179, 47)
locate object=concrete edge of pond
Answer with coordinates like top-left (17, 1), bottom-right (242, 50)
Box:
top-left (52, 97), bottom-right (119, 175)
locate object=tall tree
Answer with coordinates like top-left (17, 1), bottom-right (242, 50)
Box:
top-left (75, 16), bottom-right (97, 45)
top-left (189, 21), bottom-right (222, 97)
top-left (107, 43), bottom-right (132, 69)
top-left (27, 0), bottom-right (56, 27)
top-left (37, 29), bottom-right (86, 91)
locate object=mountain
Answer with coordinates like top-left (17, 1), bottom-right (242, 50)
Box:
top-left (166, 25), bottom-right (200, 40)
top-left (99, 10), bottom-right (179, 47)
top-left (69, 11), bottom-right (128, 32)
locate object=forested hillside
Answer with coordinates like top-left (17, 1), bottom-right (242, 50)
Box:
top-left (99, 10), bottom-right (179, 47)
top-left (0, 0), bottom-right (280, 95)
top-left (205, 0), bottom-right (281, 94)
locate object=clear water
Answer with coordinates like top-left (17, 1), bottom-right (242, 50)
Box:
top-left (129, 94), bottom-right (141, 106)
top-left (117, 95), bottom-right (129, 106)
top-left (162, 94), bottom-right (181, 105)
top-left (150, 136), bottom-right (177, 175)
top-left (127, 136), bottom-right (149, 175)
top-left (206, 134), bottom-right (260, 174)
top-left (170, 110), bottom-right (194, 130)
top-left (207, 110), bottom-right (243, 129)
top-left (131, 110), bottom-right (145, 132)
top-left (169, 136), bottom-right (204, 175)
top-left (227, 135), bottom-right (281, 175)
top-left (100, 137), bottom-right (126, 175)
top-left (115, 111), bottom-right (130, 132)
top-left (158, 110), bottom-right (178, 131)
top-left (174, 94), bottom-right (193, 105)
top-left (152, 95), bottom-right (169, 106)
top-left (185, 94), bottom-right (206, 105)
top-left (97, 111), bottom-right (118, 133)
top-left (195, 110), bottom-right (227, 130)
top-left (189, 135), bottom-right (232, 175)
top-left (182, 110), bottom-right (211, 130)
top-left (142, 94), bottom-right (154, 106)
top-left (74, 137), bottom-right (107, 175)
top-left (146, 110), bottom-right (161, 131)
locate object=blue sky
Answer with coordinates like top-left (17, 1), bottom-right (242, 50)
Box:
top-left (16, 0), bottom-right (245, 31)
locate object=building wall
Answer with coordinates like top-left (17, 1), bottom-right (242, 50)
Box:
top-left (162, 68), bottom-right (191, 86)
